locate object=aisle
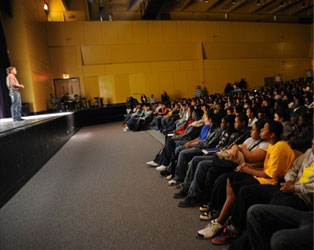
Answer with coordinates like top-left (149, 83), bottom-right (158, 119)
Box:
top-left (0, 123), bottom-right (225, 250)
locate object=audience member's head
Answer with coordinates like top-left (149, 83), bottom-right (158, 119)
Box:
top-left (192, 109), bottom-right (204, 121)
top-left (234, 113), bottom-right (248, 131)
top-left (261, 120), bottom-right (283, 142)
top-left (251, 119), bottom-right (266, 140)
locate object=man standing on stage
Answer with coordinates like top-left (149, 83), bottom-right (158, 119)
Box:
top-left (6, 67), bottom-right (24, 121)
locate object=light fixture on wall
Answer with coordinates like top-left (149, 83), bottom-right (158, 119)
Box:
top-left (232, 0), bottom-right (236, 5)
top-left (43, 3), bottom-right (49, 11)
top-left (225, 13), bottom-right (229, 19)
top-left (257, 0), bottom-right (260, 5)
top-left (63, 74), bottom-right (70, 79)
top-left (108, 14), bottom-right (113, 21)
top-left (273, 15), bottom-right (277, 21)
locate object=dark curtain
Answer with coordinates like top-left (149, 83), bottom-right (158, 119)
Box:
top-left (0, 16), bottom-right (10, 118)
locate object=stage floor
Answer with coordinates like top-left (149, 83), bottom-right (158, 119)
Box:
top-left (0, 112), bottom-right (73, 135)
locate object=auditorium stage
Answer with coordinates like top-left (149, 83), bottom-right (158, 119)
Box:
top-left (0, 105), bottom-right (126, 208)
top-left (0, 112), bottom-right (73, 135)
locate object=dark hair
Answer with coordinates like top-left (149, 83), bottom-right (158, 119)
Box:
top-left (236, 113), bottom-right (248, 126)
top-left (235, 104), bottom-right (244, 114)
top-left (267, 120), bottom-right (283, 140)
top-left (258, 107), bottom-right (271, 119)
top-left (223, 115), bottom-right (235, 126)
top-left (247, 106), bottom-right (257, 117)
top-left (254, 119), bottom-right (266, 133)
top-left (193, 109), bottom-right (204, 120)
top-left (274, 109), bottom-right (289, 122)
top-left (210, 114), bottom-right (221, 127)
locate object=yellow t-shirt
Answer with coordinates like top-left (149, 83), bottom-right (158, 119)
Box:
top-left (297, 161), bottom-right (314, 183)
top-left (255, 141), bottom-right (295, 185)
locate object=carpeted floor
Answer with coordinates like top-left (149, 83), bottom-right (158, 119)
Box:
top-left (0, 122), bottom-right (227, 250)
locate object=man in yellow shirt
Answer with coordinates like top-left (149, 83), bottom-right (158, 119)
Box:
top-left (196, 120), bottom-right (295, 240)
top-left (213, 140), bottom-right (314, 248)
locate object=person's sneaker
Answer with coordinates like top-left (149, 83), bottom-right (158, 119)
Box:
top-left (123, 127), bottom-right (129, 132)
top-left (199, 204), bottom-right (209, 212)
top-left (156, 165), bottom-right (167, 171)
top-left (168, 179), bottom-right (177, 186)
top-left (146, 161), bottom-right (158, 167)
top-left (166, 175), bottom-right (172, 180)
top-left (211, 226), bottom-right (237, 245)
top-left (173, 188), bottom-right (188, 199)
top-left (178, 196), bottom-right (201, 207)
top-left (200, 211), bottom-right (218, 221)
top-left (196, 219), bottom-right (224, 239)
top-left (160, 170), bottom-right (171, 176)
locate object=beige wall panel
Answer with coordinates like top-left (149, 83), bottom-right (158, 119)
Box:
top-left (83, 65), bottom-right (105, 76)
top-left (48, 11), bottom-right (65, 22)
top-left (101, 22), bottom-right (118, 44)
top-left (146, 73), bottom-right (160, 100)
top-left (159, 72), bottom-right (175, 98)
top-left (174, 71), bottom-right (188, 99)
top-left (191, 22), bottom-right (208, 42)
top-left (147, 21), bottom-right (163, 42)
top-left (29, 56), bottom-right (50, 76)
top-left (179, 60), bottom-right (199, 71)
top-left (104, 64), bottom-right (136, 75)
top-left (250, 23), bottom-right (267, 43)
top-left (32, 72), bottom-right (50, 112)
top-left (185, 70), bottom-right (200, 97)
top-left (162, 21), bottom-right (177, 42)
top-left (151, 61), bottom-right (179, 73)
top-left (49, 46), bottom-right (79, 77)
top-left (217, 22), bottom-right (235, 43)
top-left (83, 22), bottom-right (102, 44)
top-left (81, 45), bottom-right (112, 65)
top-left (81, 43), bottom-right (198, 65)
top-left (116, 22), bottom-right (133, 43)
top-left (47, 22), bottom-right (66, 46)
top-left (205, 22), bottom-right (221, 42)
top-left (176, 21), bottom-right (191, 41)
top-left (202, 42), bottom-right (310, 60)
top-left (84, 76), bottom-right (99, 102)
top-left (129, 73), bottom-right (146, 100)
top-left (134, 63), bottom-right (151, 73)
top-left (114, 74), bottom-right (130, 103)
top-left (132, 21), bottom-right (148, 43)
top-left (64, 22), bottom-right (84, 45)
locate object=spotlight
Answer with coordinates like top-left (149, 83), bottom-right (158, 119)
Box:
top-left (43, 3), bottom-right (48, 11)
top-left (232, 0), bottom-right (236, 4)
top-left (257, 0), bottom-right (260, 5)
top-left (225, 13), bottom-right (229, 19)
top-left (274, 15), bottom-right (277, 21)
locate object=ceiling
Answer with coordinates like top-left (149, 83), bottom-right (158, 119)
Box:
top-left (87, 0), bottom-right (313, 23)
